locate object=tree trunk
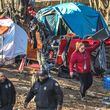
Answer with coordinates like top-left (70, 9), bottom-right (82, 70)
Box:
top-left (0, 0), bottom-right (3, 12)
top-left (89, 0), bottom-right (110, 25)
top-left (0, 0), bottom-right (5, 12)
top-left (89, 0), bottom-right (92, 7)
top-left (105, 4), bottom-right (110, 24)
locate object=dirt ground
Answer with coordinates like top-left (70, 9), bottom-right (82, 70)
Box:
top-left (0, 64), bottom-right (110, 110)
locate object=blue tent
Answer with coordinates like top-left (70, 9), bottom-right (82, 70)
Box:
top-left (36, 2), bottom-right (109, 38)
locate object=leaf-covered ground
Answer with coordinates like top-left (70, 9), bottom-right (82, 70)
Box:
top-left (0, 64), bottom-right (110, 110)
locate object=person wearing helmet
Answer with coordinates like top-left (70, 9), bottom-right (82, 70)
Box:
top-left (24, 69), bottom-right (63, 110)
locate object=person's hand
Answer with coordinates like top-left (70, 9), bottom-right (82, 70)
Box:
top-left (70, 72), bottom-right (73, 78)
top-left (24, 102), bottom-right (28, 109)
top-left (57, 105), bottom-right (62, 110)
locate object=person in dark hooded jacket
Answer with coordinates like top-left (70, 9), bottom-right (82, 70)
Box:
top-left (0, 72), bottom-right (16, 110)
top-left (24, 69), bottom-right (63, 110)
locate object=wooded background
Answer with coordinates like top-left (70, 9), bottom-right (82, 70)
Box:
top-left (0, 0), bottom-right (110, 25)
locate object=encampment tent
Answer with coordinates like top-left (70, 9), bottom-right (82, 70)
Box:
top-left (36, 2), bottom-right (109, 38)
top-left (0, 18), bottom-right (28, 62)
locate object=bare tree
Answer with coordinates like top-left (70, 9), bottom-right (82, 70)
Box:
top-left (89, 0), bottom-right (110, 25)
top-left (0, 0), bottom-right (15, 13)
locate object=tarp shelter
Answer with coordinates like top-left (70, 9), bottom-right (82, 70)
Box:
top-left (36, 2), bottom-right (108, 38)
top-left (0, 18), bottom-right (28, 62)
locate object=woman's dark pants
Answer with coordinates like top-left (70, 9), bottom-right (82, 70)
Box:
top-left (78, 72), bottom-right (93, 98)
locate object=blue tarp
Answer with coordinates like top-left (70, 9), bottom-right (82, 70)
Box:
top-left (36, 2), bottom-right (108, 38)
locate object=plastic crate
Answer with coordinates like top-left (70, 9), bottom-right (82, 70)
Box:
top-left (103, 75), bottom-right (110, 90)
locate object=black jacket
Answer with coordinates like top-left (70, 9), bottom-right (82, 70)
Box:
top-left (0, 78), bottom-right (16, 108)
top-left (25, 77), bottom-right (63, 108)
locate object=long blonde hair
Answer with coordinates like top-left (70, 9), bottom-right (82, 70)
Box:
top-left (75, 42), bottom-right (84, 51)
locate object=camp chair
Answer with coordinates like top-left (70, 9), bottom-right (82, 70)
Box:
top-left (18, 53), bottom-right (40, 85)
top-left (19, 57), bottom-right (40, 84)
top-left (25, 63), bottom-right (40, 85)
